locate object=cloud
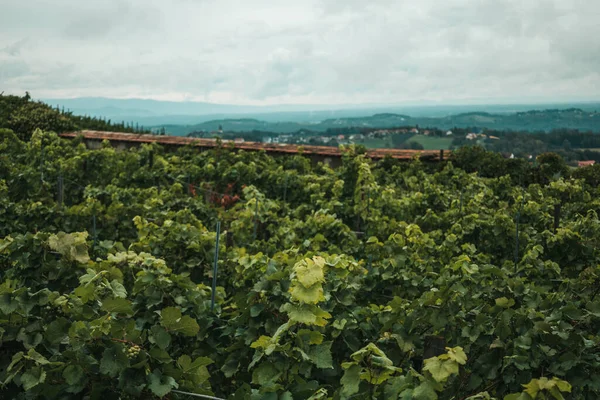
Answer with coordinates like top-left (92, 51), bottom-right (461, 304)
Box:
top-left (0, 0), bottom-right (598, 104)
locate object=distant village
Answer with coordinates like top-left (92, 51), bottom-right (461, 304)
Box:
top-left (259, 128), bottom-right (503, 146)
top-left (186, 125), bottom-right (507, 148)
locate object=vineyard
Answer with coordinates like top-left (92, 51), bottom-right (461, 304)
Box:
top-left (1, 127), bottom-right (600, 399)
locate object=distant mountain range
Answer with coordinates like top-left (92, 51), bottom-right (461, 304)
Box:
top-left (41, 97), bottom-right (600, 135)
top-left (163, 109), bottom-right (600, 136)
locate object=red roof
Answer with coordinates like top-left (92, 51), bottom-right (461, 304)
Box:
top-left (60, 130), bottom-right (447, 161)
top-left (578, 160), bottom-right (596, 167)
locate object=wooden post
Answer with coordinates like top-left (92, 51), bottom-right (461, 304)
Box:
top-left (424, 335), bottom-right (446, 359)
top-left (440, 149), bottom-right (444, 161)
top-left (553, 203), bottom-right (561, 233)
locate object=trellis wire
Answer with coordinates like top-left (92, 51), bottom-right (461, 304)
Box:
top-left (171, 389), bottom-right (225, 400)
top-left (210, 220), bottom-right (221, 312)
top-left (63, 176), bottom-right (87, 191)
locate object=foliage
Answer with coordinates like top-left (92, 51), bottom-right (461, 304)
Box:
top-left (1, 131), bottom-right (600, 399)
top-left (0, 93), bottom-right (150, 141)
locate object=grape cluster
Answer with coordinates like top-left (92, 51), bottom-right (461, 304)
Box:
top-left (126, 344), bottom-right (141, 359)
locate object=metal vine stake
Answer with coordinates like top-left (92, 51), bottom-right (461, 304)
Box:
top-left (283, 173), bottom-right (288, 203)
top-left (514, 181), bottom-right (526, 272)
top-left (92, 213), bottom-right (98, 246)
top-left (211, 221), bottom-right (221, 312)
top-left (253, 199), bottom-right (259, 241)
top-left (57, 175), bottom-right (64, 207)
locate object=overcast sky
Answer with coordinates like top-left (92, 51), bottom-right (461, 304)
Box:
top-left (1, 0), bottom-right (599, 105)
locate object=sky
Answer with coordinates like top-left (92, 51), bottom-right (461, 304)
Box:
top-left (1, 0), bottom-right (599, 105)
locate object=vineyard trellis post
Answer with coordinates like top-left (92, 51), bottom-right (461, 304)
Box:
top-left (253, 199), bottom-right (259, 241)
top-left (514, 183), bottom-right (526, 272)
top-left (553, 203), bottom-right (561, 233)
top-left (283, 173), bottom-right (288, 203)
top-left (366, 189), bottom-right (372, 270)
top-left (92, 213), bottom-right (98, 246)
top-left (57, 175), bottom-right (64, 207)
top-left (40, 144), bottom-right (45, 183)
top-left (211, 220), bottom-right (221, 312)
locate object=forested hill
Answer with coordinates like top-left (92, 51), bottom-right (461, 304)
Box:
top-left (165, 108), bottom-right (600, 136)
top-left (0, 93), bottom-right (150, 140)
top-left (3, 93), bottom-right (599, 139)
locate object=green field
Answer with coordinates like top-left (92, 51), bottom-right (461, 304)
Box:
top-left (351, 135), bottom-right (453, 150)
top-left (359, 136), bottom-right (394, 148)
top-left (406, 135), bottom-right (454, 150)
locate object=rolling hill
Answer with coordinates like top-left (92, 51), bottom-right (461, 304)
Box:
top-left (164, 109), bottom-right (600, 136)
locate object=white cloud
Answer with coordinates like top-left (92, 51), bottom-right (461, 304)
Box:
top-left (0, 0), bottom-right (598, 104)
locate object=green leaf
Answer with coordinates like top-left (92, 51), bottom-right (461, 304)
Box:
top-left (586, 301), bottom-right (600, 317)
top-left (25, 348), bottom-right (50, 365)
top-left (177, 355), bottom-right (213, 371)
top-left (250, 304), bottom-right (264, 317)
top-left (74, 284), bottom-right (96, 303)
top-left (21, 366), bottom-right (46, 391)
top-left (0, 293), bottom-right (18, 314)
top-left (308, 341), bottom-right (333, 369)
top-left (554, 378), bottom-right (572, 392)
top-left (7, 352), bottom-right (24, 372)
top-left (423, 357), bottom-right (458, 382)
top-left (385, 376), bottom-right (410, 399)
top-left (252, 362), bottom-right (282, 387)
top-left (294, 257), bottom-right (325, 288)
top-left (340, 364), bottom-right (361, 398)
top-left (109, 280), bottom-right (127, 298)
top-left (290, 284), bottom-right (324, 304)
top-left (45, 317), bottom-right (70, 345)
top-left (282, 303), bottom-right (330, 326)
top-left (48, 232), bottom-right (90, 264)
top-left (62, 365), bottom-right (84, 386)
top-left (495, 297), bottom-right (515, 308)
top-left (251, 335), bottom-right (272, 349)
top-left (412, 381), bottom-right (438, 400)
top-left (282, 303), bottom-right (316, 324)
top-left (99, 346), bottom-right (129, 377)
top-left (149, 347), bottom-right (172, 364)
top-left (177, 355), bottom-right (212, 384)
top-left (446, 346), bottom-right (468, 365)
top-left (281, 392), bottom-right (294, 400)
top-left (147, 370), bottom-right (178, 398)
top-left (160, 307), bottom-right (199, 336)
top-left (150, 325), bottom-right (171, 350)
top-left (298, 329), bottom-right (324, 345)
top-left (101, 298), bottom-right (133, 315)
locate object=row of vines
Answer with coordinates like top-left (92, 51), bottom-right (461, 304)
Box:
top-left (1, 128), bottom-right (599, 399)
